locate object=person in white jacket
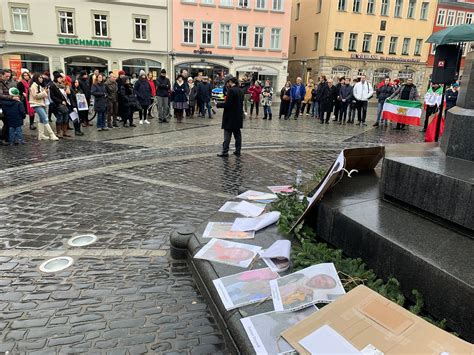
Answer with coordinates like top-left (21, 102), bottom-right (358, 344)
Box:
top-left (352, 75), bottom-right (374, 126)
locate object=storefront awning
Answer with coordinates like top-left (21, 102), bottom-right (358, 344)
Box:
top-left (236, 65), bottom-right (278, 76)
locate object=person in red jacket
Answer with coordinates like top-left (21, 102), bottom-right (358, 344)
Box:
top-left (147, 72), bottom-right (156, 119)
top-left (248, 81), bottom-right (263, 118)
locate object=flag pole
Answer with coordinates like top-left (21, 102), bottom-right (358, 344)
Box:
top-left (434, 83), bottom-right (446, 142)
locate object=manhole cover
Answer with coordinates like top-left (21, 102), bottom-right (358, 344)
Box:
top-left (68, 234), bottom-right (97, 247)
top-left (39, 256), bottom-right (74, 273)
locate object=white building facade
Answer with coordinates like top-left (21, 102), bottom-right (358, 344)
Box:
top-left (0, 0), bottom-right (171, 77)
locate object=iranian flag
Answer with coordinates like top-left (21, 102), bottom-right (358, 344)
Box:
top-left (382, 99), bottom-right (422, 126)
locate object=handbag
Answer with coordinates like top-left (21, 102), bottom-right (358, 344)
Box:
top-left (283, 95), bottom-right (290, 101)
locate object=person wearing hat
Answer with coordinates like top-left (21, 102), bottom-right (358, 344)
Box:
top-left (133, 70), bottom-right (152, 124)
top-left (187, 77), bottom-right (197, 118)
top-left (1, 88), bottom-right (26, 144)
top-left (156, 69), bottom-right (171, 122)
top-left (216, 76), bottom-right (244, 157)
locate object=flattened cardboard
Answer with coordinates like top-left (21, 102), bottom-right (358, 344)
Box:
top-left (290, 147), bottom-right (385, 232)
top-left (282, 285), bottom-right (472, 355)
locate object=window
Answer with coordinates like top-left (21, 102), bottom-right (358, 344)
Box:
top-left (367, 0), bottom-right (375, 14)
top-left (389, 36), bottom-right (398, 54)
top-left (334, 32), bottom-right (343, 50)
top-left (316, 0), bottom-right (322, 13)
top-left (313, 32), bottom-right (319, 50)
top-left (11, 6), bottom-right (29, 32)
top-left (272, 0), bottom-right (283, 11)
top-left (256, 0), bottom-right (266, 9)
top-left (362, 34), bottom-right (372, 52)
top-left (202, 0), bottom-right (214, 4)
top-left (201, 22), bottom-right (213, 45)
top-left (446, 10), bottom-right (455, 26)
top-left (436, 9), bottom-right (446, 26)
top-left (93, 13), bottom-right (108, 37)
top-left (381, 0), bottom-right (389, 16)
top-left (134, 17), bottom-right (148, 40)
top-left (254, 27), bottom-right (264, 48)
top-left (58, 10), bottom-right (74, 35)
top-left (402, 38), bottom-right (410, 55)
top-left (237, 25), bottom-right (248, 47)
top-left (414, 38), bottom-right (422, 55)
top-left (338, 0), bottom-right (347, 11)
top-left (292, 36), bottom-right (297, 54)
top-left (376, 36), bottom-right (385, 53)
top-left (238, 0), bottom-right (249, 8)
top-left (456, 11), bottom-right (465, 25)
top-left (407, 0), bottom-right (415, 19)
top-left (295, 3), bottom-right (300, 20)
top-left (467, 13), bottom-right (473, 24)
top-left (270, 28), bottom-right (281, 49)
top-left (220, 0), bottom-right (232, 5)
top-left (394, 0), bottom-right (402, 17)
top-left (183, 20), bottom-right (194, 44)
top-left (219, 24), bottom-right (231, 46)
top-left (348, 33), bottom-right (358, 51)
top-left (420, 2), bottom-right (429, 20)
top-left (353, 0), bottom-right (361, 12)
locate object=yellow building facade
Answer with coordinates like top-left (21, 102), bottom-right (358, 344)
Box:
top-left (288, 0), bottom-right (437, 88)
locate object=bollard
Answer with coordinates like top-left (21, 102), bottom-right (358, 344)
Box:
top-left (169, 225), bottom-right (195, 259)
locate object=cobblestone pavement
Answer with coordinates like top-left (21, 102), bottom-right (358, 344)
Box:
top-left (0, 107), bottom-right (426, 354)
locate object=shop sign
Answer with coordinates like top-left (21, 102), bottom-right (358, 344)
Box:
top-left (9, 59), bottom-right (22, 77)
top-left (236, 65), bottom-right (278, 75)
top-left (193, 47), bottom-right (213, 55)
top-left (58, 37), bottom-right (112, 48)
top-left (351, 53), bottom-right (420, 63)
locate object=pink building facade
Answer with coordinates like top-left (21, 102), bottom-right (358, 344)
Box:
top-left (172, 0), bottom-right (291, 92)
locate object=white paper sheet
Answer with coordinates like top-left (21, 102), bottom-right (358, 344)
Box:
top-left (241, 307), bottom-right (318, 355)
top-left (231, 211), bottom-right (281, 232)
top-left (267, 185), bottom-right (295, 194)
top-left (232, 201), bottom-right (265, 218)
top-left (260, 240), bottom-right (291, 272)
top-left (298, 325), bottom-right (360, 354)
top-left (69, 110), bottom-right (79, 122)
top-left (218, 201), bottom-right (266, 215)
top-left (236, 190), bottom-right (277, 203)
top-left (202, 222), bottom-right (255, 240)
top-left (193, 238), bottom-right (262, 268)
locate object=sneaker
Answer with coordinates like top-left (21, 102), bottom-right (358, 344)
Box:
top-left (139, 120), bottom-right (144, 125)
top-left (144, 120), bottom-right (151, 124)
top-left (362, 122), bottom-right (367, 126)
top-left (103, 127), bottom-right (109, 131)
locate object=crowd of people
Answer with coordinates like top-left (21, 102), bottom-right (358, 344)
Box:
top-left (0, 65), bottom-right (461, 146)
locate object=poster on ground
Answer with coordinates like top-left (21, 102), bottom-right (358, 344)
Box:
top-left (194, 238), bottom-right (261, 268)
top-left (202, 222), bottom-right (255, 240)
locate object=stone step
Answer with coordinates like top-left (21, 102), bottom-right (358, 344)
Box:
top-left (312, 170), bottom-right (474, 342)
top-left (380, 147), bottom-right (474, 232)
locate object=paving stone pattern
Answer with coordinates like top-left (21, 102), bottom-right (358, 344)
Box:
top-left (0, 114), bottom-right (425, 353)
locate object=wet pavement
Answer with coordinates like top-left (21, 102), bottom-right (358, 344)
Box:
top-left (0, 107), bottom-right (426, 354)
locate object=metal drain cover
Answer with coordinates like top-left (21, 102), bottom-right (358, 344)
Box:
top-left (39, 256), bottom-right (74, 273)
top-left (68, 234), bottom-right (97, 247)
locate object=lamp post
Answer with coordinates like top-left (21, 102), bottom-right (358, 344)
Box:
top-left (300, 59), bottom-right (307, 82)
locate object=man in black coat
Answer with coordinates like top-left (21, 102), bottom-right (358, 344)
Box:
top-left (217, 77), bottom-right (243, 157)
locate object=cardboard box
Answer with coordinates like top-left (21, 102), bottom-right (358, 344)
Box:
top-left (282, 285), bottom-right (472, 354)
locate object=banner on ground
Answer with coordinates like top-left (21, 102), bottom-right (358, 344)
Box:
top-left (382, 99), bottom-right (422, 126)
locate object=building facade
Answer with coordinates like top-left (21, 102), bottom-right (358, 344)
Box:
top-left (427, 0), bottom-right (474, 76)
top-left (289, 0), bottom-right (437, 88)
top-left (0, 0), bottom-right (170, 78)
top-left (171, 0), bottom-right (291, 92)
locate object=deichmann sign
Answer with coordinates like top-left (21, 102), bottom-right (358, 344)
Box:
top-left (58, 37), bottom-right (111, 48)
top-left (351, 53), bottom-right (421, 63)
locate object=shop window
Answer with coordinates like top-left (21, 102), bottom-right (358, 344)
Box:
top-left (122, 58), bottom-right (162, 77)
top-left (254, 27), bottom-right (265, 48)
top-left (332, 66), bottom-right (351, 78)
top-left (11, 5), bottom-right (30, 32)
top-left (3, 53), bottom-right (49, 74)
top-left (183, 21), bottom-right (195, 44)
top-left (398, 69), bottom-right (414, 80)
top-left (93, 12), bottom-right (108, 38)
top-left (134, 16), bottom-right (149, 40)
top-left (58, 9), bottom-right (75, 35)
top-left (270, 28), bottom-right (281, 50)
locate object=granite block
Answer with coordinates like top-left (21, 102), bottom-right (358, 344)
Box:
top-left (440, 107), bottom-right (474, 162)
